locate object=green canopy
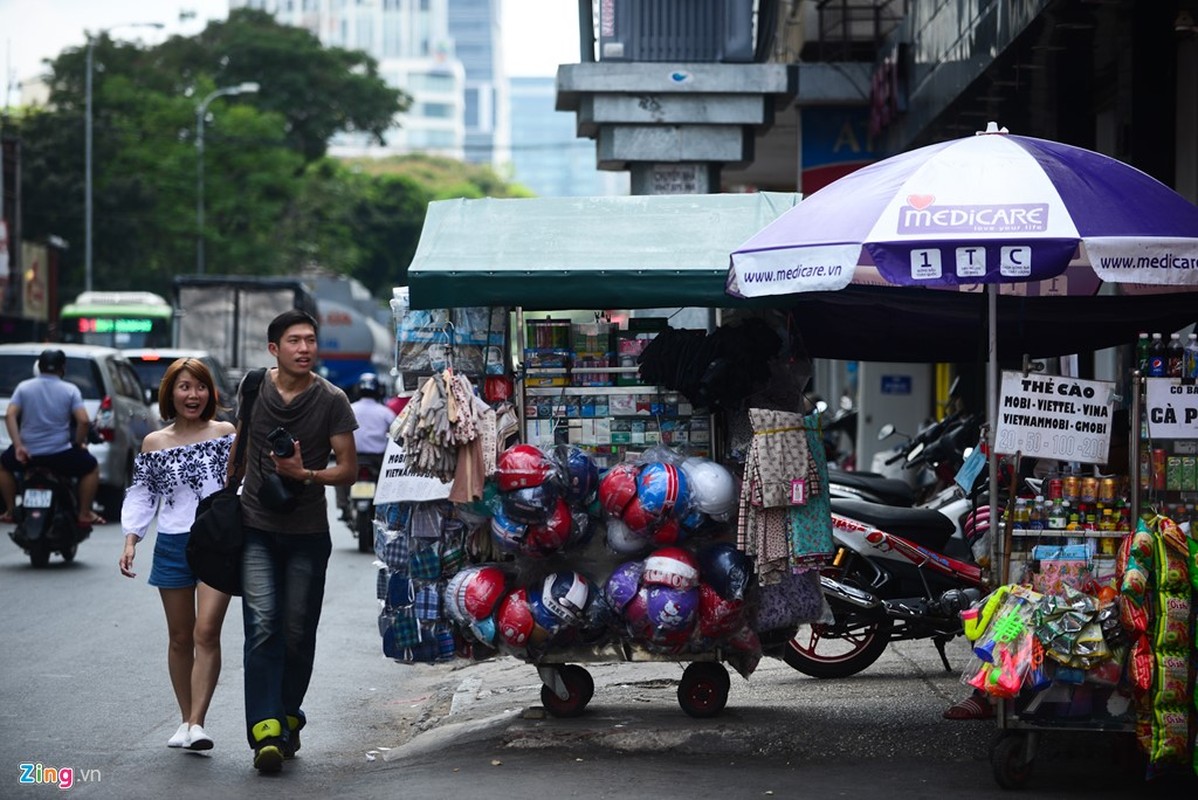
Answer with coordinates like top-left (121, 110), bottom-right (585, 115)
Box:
top-left (405, 192), bottom-right (801, 310)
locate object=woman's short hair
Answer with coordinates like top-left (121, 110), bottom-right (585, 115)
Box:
top-left (159, 358), bottom-right (219, 421)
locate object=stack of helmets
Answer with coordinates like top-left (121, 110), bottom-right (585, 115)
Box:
top-left (599, 461), bottom-right (695, 555)
top-left (607, 547), bottom-right (702, 652)
top-left (493, 444), bottom-right (565, 557)
top-left (445, 565), bottom-right (508, 647)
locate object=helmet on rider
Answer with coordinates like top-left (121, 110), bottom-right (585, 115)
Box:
top-left (356, 372), bottom-right (382, 399)
top-left (37, 349), bottom-right (67, 375)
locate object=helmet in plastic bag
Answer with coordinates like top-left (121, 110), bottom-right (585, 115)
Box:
top-left (697, 582), bottom-right (745, 639)
top-left (521, 496), bottom-right (573, 557)
top-left (620, 494), bottom-right (659, 535)
top-left (496, 444), bottom-right (554, 491)
top-left (462, 565), bottom-right (507, 620)
top-left (598, 462), bottom-right (639, 516)
top-left (680, 458), bottom-right (737, 521)
top-left (489, 507), bottom-right (527, 554)
top-left (642, 546), bottom-right (700, 590)
top-left (443, 568), bottom-right (473, 623)
top-left (497, 589), bottom-right (535, 648)
top-left (697, 542), bottom-right (752, 601)
top-left (578, 592), bottom-right (618, 644)
top-left (650, 516), bottom-right (683, 547)
top-left (604, 560), bottom-right (644, 611)
top-left (554, 445), bottom-right (599, 505)
top-left (605, 517), bottom-right (653, 556)
top-left (538, 570), bottom-right (591, 627)
top-left (635, 462), bottom-right (690, 519)
top-left (500, 480), bottom-right (561, 525)
top-left (469, 613), bottom-right (497, 645)
top-left (645, 585), bottom-right (699, 634)
top-left (622, 587), bottom-right (653, 641)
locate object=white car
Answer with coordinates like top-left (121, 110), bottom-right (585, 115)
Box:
top-left (0, 343), bottom-right (159, 518)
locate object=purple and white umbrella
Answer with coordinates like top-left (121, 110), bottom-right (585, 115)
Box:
top-left (726, 123), bottom-right (1198, 580)
top-left (727, 123), bottom-right (1198, 299)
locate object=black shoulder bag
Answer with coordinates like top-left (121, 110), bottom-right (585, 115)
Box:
top-left (186, 368), bottom-right (266, 595)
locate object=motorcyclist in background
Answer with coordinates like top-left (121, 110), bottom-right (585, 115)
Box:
top-left (336, 373), bottom-right (397, 519)
top-left (0, 348), bottom-right (104, 528)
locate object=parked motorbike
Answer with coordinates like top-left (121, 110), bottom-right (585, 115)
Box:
top-left (8, 466), bottom-right (89, 567)
top-left (783, 499), bottom-right (988, 679)
top-left (347, 456), bottom-right (382, 553)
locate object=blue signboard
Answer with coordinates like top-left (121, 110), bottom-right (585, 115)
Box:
top-left (881, 375), bottom-right (912, 395)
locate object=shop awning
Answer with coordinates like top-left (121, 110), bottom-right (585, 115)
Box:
top-left (405, 192), bottom-right (801, 310)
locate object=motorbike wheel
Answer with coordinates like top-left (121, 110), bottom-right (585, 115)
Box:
top-left (356, 509), bottom-right (374, 553)
top-left (61, 544), bottom-right (78, 563)
top-left (784, 613), bottom-right (894, 680)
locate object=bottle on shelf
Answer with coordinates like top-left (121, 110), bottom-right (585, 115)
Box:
top-left (1013, 498), bottom-right (1030, 529)
top-left (1167, 332), bottom-right (1185, 378)
top-left (1147, 333), bottom-right (1166, 377)
top-left (1047, 498), bottom-right (1067, 530)
top-left (1029, 496), bottom-right (1045, 530)
top-left (1135, 331), bottom-right (1151, 373)
top-left (1185, 332), bottom-right (1198, 379)
top-left (1099, 507), bottom-right (1115, 532)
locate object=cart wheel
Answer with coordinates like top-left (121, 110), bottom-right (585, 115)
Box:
top-left (560, 664), bottom-right (595, 705)
top-left (991, 732), bottom-right (1033, 789)
top-left (540, 665), bottom-right (593, 718)
top-left (677, 662), bottom-right (729, 719)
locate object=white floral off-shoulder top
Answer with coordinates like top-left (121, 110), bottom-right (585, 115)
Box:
top-left (121, 434), bottom-right (234, 540)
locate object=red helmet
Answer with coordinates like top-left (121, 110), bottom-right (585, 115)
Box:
top-left (496, 444), bottom-right (554, 491)
top-left (497, 589), bottom-right (534, 648)
top-left (598, 463), bottom-right (639, 516)
top-left (621, 494), bottom-right (660, 535)
top-left (521, 497), bottom-right (573, 557)
top-left (697, 582), bottom-right (745, 639)
top-left (462, 566), bottom-right (507, 620)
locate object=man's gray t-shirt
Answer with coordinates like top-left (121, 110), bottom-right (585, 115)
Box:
top-left (239, 371), bottom-right (357, 534)
top-left (10, 374), bottom-right (85, 455)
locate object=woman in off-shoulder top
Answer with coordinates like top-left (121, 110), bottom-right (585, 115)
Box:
top-left (118, 358), bottom-right (237, 752)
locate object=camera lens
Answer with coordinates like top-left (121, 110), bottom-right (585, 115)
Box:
top-left (268, 427), bottom-right (295, 459)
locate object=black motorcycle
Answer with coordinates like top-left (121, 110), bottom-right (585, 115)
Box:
top-left (346, 455), bottom-right (382, 553)
top-left (9, 466), bottom-right (89, 567)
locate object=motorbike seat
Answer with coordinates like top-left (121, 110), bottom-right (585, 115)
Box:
top-left (827, 469), bottom-right (916, 507)
top-left (830, 498), bottom-right (956, 553)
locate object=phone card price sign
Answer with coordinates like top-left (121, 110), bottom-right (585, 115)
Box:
top-left (994, 371), bottom-right (1115, 464)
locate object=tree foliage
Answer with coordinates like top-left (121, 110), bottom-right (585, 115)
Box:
top-left (11, 8), bottom-right (528, 305)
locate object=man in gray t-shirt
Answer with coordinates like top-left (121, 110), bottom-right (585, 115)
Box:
top-left (0, 349), bottom-right (101, 526)
top-left (232, 310), bottom-right (357, 774)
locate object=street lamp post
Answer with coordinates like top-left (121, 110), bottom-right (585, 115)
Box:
top-left (195, 82), bottom-right (260, 275)
top-left (84, 23), bottom-right (163, 293)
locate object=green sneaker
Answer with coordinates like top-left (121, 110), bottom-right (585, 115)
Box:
top-left (253, 740), bottom-right (284, 774)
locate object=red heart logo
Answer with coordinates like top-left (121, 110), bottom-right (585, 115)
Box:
top-left (907, 194), bottom-right (934, 210)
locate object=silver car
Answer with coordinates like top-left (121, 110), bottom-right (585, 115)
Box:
top-left (0, 343), bottom-right (159, 518)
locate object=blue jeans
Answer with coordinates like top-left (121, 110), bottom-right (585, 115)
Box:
top-left (241, 526), bottom-right (332, 748)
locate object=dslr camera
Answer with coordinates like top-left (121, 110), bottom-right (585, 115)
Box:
top-left (266, 426), bottom-right (297, 459)
top-left (260, 427), bottom-right (300, 512)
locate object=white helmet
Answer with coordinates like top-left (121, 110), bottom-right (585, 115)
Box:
top-left (680, 458), bottom-right (737, 521)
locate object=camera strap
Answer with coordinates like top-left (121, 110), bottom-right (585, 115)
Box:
top-left (230, 368), bottom-right (267, 484)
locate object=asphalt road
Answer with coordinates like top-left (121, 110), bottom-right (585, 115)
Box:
top-left (1, 494), bottom-right (1194, 799)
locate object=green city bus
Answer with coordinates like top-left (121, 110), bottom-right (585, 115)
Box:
top-left (59, 291), bottom-right (173, 349)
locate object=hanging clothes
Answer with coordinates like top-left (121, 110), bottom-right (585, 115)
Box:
top-left (737, 409), bottom-right (833, 585)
